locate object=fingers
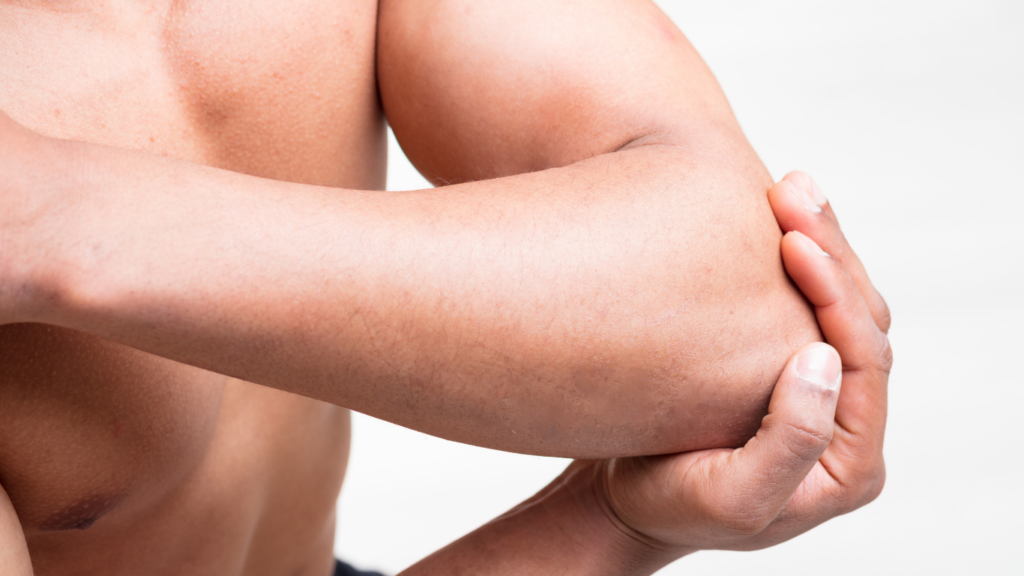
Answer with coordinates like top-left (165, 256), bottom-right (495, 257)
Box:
top-left (781, 231), bottom-right (888, 502)
top-left (708, 234), bottom-right (891, 544)
top-left (692, 343), bottom-right (842, 538)
top-left (781, 231), bottom-right (890, 394)
top-left (767, 172), bottom-right (891, 333)
top-left (603, 202), bottom-right (892, 554)
top-left (782, 232), bottom-right (889, 373)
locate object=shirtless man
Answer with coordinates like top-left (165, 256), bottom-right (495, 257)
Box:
top-left (0, 1), bottom-right (892, 575)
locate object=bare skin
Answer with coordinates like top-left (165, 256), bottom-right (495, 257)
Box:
top-left (3, 0), bottom-right (819, 457)
top-left (0, 1), bottom-right (890, 575)
top-left (402, 179), bottom-right (892, 574)
top-left (0, 1), bottom-right (376, 574)
top-left (0, 172), bottom-right (890, 576)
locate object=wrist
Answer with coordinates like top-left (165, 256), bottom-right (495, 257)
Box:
top-left (0, 128), bottom-right (79, 325)
top-left (404, 461), bottom-right (681, 576)
top-left (18, 136), bottom-right (133, 331)
top-left (555, 461), bottom-right (686, 575)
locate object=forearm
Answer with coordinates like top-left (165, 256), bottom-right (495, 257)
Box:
top-left (401, 462), bottom-right (673, 576)
top-left (16, 126), bottom-right (818, 458)
top-left (0, 483), bottom-right (31, 575)
top-left (407, 192), bottom-right (895, 576)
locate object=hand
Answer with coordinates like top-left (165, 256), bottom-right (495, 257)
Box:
top-left (592, 172), bottom-right (892, 560)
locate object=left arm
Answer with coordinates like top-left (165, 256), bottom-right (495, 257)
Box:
top-left (399, 174), bottom-right (892, 575)
top-left (0, 117), bottom-right (805, 458)
top-left (0, 0), bottom-right (822, 458)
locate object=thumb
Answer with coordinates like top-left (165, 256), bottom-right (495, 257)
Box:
top-left (701, 343), bottom-right (842, 532)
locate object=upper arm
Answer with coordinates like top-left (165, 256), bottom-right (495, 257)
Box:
top-left (377, 0), bottom-right (739, 185)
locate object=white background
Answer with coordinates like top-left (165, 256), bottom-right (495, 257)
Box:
top-left (335, 1), bottom-right (1024, 574)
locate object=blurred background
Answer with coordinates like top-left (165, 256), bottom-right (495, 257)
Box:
top-left (335, 1), bottom-right (1024, 574)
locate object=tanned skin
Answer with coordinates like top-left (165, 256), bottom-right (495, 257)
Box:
top-left (0, 1), bottom-right (890, 575)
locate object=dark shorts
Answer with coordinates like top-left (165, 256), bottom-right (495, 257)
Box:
top-left (334, 559), bottom-right (386, 576)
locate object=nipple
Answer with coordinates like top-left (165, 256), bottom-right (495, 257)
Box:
top-left (39, 493), bottom-right (126, 531)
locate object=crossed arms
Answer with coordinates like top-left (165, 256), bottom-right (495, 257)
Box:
top-left (0, 0), bottom-right (891, 572)
top-left (5, 0), bottom-right (819, 456)
top-left (402, 177), bottom-right (892, 574)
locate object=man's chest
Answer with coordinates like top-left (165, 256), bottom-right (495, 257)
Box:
top-left (0, 0), bottom-right (386, 188)
top-left (0, 324), bottom-right (349, 575)
top-left (0, 0), bottom-right (379, 561)
top-left (0, 324), bottom-right (228, 535)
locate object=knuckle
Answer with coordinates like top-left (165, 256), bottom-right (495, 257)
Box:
top-left (780, 420), bottom-right (833, 462)
top-left (834, 487), bottom-right (859, 514)
top-left (831, 485), bottom-right (861, 515)
top-left (878, 310), bottom-right (892, 334)
top-left (859, 462), bottom-right (887, 505)
top-left (874, 334), bottom-right (894, 375)
top-left (836, 461), bottom-right (887, 514)
top-left (692, 490), bottom-right (772, 538)
top-left (874, 295), bottom-right (892, 334)
top-left (727, 516), bottom-right (770, 538)
top-left (707, 507), bottom-right (770, 538)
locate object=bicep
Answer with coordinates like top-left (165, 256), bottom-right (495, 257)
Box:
top-left (377, 0), bottom-right (737, 184)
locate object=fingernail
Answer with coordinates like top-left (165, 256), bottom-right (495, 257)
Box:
top-left (796, 345), bottom-right (842, 392)
top-left (786, 181), bottom-right (821, 213)
top-left (806, 178), bottom-right (828, 206)
top-left (800, 233), bottom-right (831, 258)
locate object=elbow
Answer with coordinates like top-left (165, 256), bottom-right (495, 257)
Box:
top-left (548, 259), bottom-right (822, 459)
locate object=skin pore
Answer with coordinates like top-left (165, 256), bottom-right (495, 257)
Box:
top-left (0, 1), bottom-right (891, 575)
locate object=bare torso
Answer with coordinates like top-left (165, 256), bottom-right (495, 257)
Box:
top-left (0, 1), bottom-right (384, 574)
